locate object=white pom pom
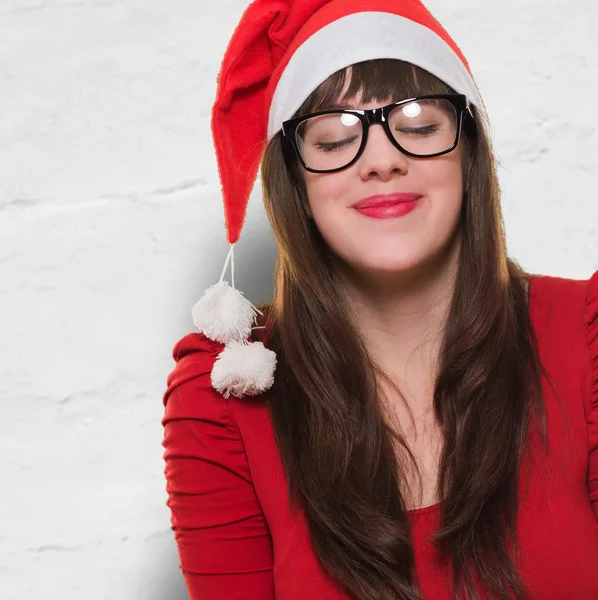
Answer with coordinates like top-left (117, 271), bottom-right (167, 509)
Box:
top-left (211, 340), bottom-right (277, 399)
top-left (191, 281), bottom-right (257, 344)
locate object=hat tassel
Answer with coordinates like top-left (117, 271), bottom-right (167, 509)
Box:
top-left (191, 244), bottom-right (277, 398)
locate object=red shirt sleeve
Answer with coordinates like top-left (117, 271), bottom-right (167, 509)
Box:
top-left (162, 333), bottom-right (275, 600)
top-left (585, 270), bottom-right (598, 521)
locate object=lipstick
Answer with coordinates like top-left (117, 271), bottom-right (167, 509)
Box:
top-left (352, 193), bottom-right (423, 219)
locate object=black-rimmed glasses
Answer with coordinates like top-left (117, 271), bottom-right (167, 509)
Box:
top-left (281, 93), bottom-right (472, 173)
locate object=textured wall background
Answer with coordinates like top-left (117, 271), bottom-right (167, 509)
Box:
top-left (1, 1), bottom-right (596, 599)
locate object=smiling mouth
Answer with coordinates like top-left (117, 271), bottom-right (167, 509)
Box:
top-left (352, 193), bottom-right (423, 209)
top-left (353, 198), bottom-right (423, 219)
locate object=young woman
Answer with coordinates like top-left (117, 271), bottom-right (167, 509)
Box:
top-left (161, 1), bottom-right (598, 599)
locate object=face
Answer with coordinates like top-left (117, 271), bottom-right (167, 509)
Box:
top-left (300, 92), bottom-right (467, 287)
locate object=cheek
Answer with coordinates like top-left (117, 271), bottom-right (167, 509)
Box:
top-left (303, 172), bottom-right (353, 217)
top-left (421, 155), bottom-right (464, 191)
top-left (417, 158), bottom-right (464, 221)
top-left (422, 165), bottom-right (464, 238)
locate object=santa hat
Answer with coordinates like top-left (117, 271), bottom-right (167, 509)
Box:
top-left (192, 0), bottom-right (486, 399)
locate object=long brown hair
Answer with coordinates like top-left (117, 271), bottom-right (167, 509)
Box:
top-left (255, 59), bottom-right (568, 600)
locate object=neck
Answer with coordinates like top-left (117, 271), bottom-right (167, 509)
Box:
top-left (335, 235), bottom-right (461, 390)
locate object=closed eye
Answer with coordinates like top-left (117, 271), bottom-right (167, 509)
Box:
top-left (396, 125), bottom-right (440, 135)
top-left (315, 136), bottom-right (360, 152)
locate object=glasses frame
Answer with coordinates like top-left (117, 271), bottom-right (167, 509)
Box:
top-left (281, 93), bottom-right (473, 174)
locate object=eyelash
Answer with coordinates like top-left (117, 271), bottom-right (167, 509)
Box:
top-left (315, 124), bottom-right (440, 152)
top-left (316, 136), bottom-right (359, 152)
top-left (396, 124), bottom-right (439, 135)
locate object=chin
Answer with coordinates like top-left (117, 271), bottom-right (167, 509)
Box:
top-left (352, 253), bottom-right (426, 276)
top-left (358, 244), bottom-right (423, 266)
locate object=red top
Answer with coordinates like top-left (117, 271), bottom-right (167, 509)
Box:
top-left (162, 271), bottom-right (598, 600)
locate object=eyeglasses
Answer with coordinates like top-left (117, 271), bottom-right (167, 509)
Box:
top-left (281, 93), bottom-right (472, 173)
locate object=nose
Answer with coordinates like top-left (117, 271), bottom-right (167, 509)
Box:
top-left (357, 122), bottom-right (409, 181)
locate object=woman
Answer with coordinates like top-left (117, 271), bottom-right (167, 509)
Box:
top-left (161, 1), bottom-right (598, 599)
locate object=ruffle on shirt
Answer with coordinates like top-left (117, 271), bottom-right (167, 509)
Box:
top-left (585, 269), bottom-right (598, 520)
top-left (161, 332), bottom-right (275, 594)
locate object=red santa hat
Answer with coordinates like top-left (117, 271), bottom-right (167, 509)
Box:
top-left (191, 0), bottom-right (486, 399)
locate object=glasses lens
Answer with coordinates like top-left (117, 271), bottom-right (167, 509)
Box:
top-left (388, 99), bottom-right (458, 157)
top-left (296, 112), bottom-right (363, 171)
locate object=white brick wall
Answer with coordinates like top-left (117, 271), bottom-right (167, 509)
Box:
top-left (0, 1), bottom-right (596, 599)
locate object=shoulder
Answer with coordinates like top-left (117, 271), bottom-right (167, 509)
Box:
top-left (163, 332), bottom-right (223, 401)
top-left (526, 271), bottom-right (598, 410)
top-left (528, 271), bottom-right (596, 336)
top-left (161, 332), bottom-right (234, 427)
top-left (161, 322), bottom-right (277, 423)
top-left (529, 268), bottom-right (598, 399)
top-left (529, 271), bottom-right (589, 307)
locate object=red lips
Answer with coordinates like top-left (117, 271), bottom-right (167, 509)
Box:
top-left (352, 193), bottom-right (423, 209)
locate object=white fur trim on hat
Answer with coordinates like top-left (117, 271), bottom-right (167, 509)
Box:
top-left (268, 11), bottom-right (485, 139)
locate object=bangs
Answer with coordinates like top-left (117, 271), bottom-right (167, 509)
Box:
top-left (295, 58), bottom-right (456, 116)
